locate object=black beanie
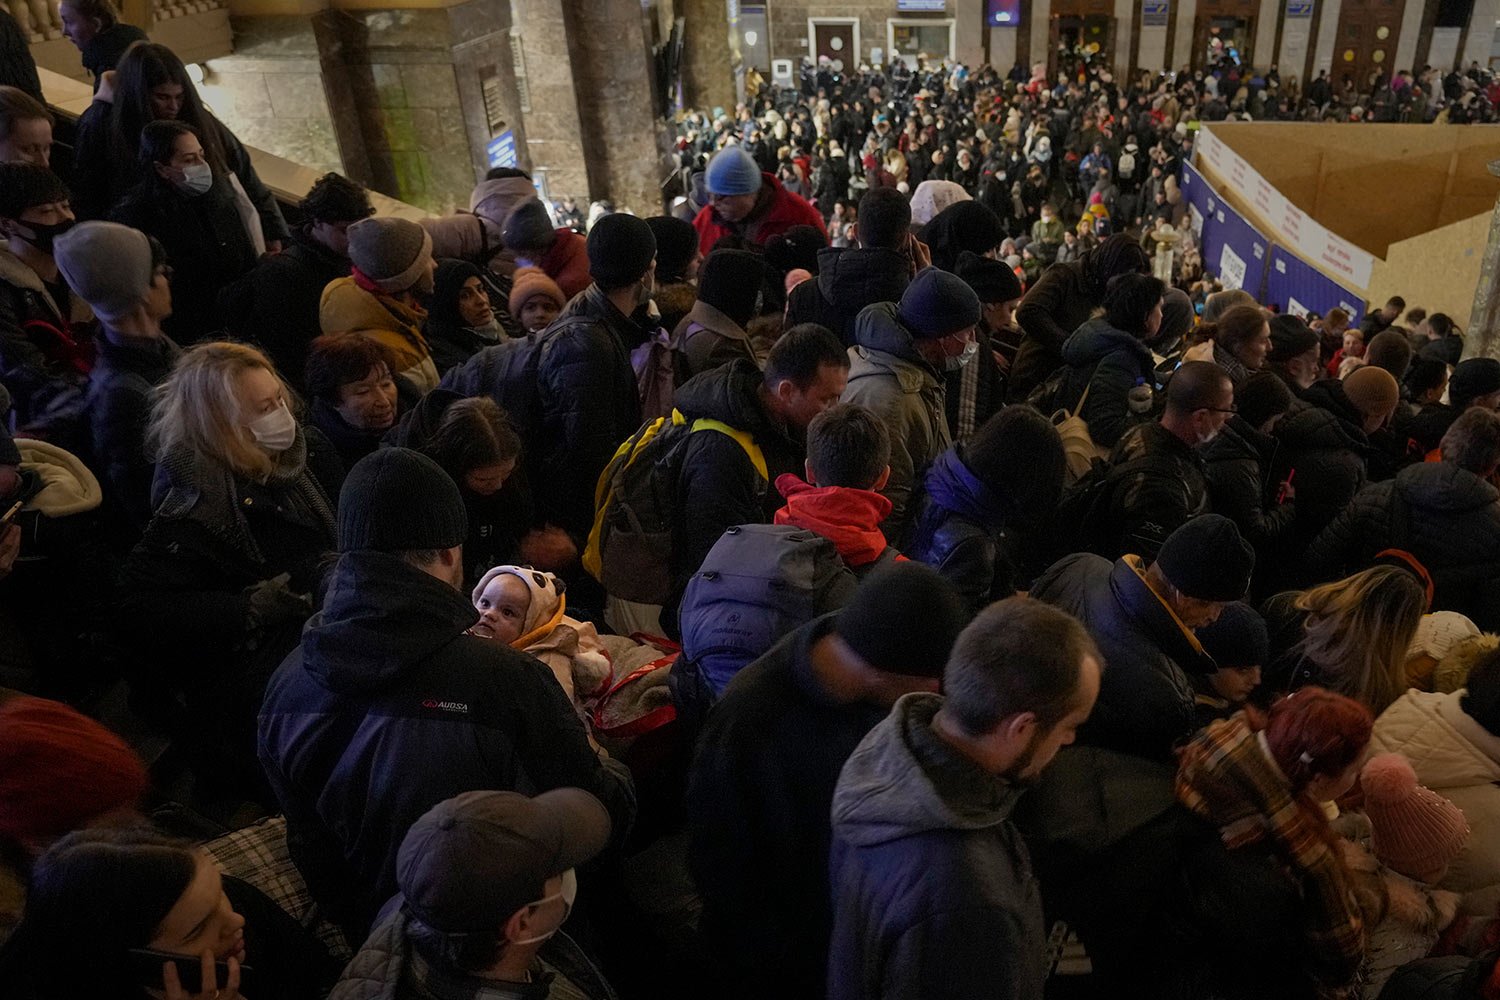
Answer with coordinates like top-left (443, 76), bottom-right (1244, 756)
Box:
top-left (1235, 371), bottom-right (1294, 429)
top-left (954, 250), bottom-right (1022, 304)
top-left (1195, 601), bottom-right (1269, 669)
top-left (338, 448), bottom-right (468, 553)
top-left (920, 201), bottom-right (1004, 271)
top-left (646, 216), bottom-right (698, 284)
top-left (898, 268), bottom-right (982, 339)
top-left (696, 249), bottom-right (767, 328)
top-left (587, 214), bottom-right (657, 289)
top-left (1268, 314), bottom-right (1320, 363)
top-left (1154, 514), bottom-right (1255, 602)
top-left (835, 561), bottom-right (970, 677)
top-left (763, 224), bottom-right (827, 277)
top-left (501, 198), bottom-right (555, 254)
top-left (1450, 358), bottom-right (1500, 409)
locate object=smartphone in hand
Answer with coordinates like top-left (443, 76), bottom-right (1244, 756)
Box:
top-left (127, 948), bottom-right (252, 994)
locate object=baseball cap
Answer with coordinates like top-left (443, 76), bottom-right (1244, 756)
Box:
top-left (396, 789), bottom-right (611, 934)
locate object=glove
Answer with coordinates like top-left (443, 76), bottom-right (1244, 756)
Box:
top-left (244, 572), bottom-right (313, 633)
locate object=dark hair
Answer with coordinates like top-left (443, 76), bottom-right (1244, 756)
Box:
top-left (1102, 272), bottom-right (1166, 333)
top-left (943, 597), bottom-right (1101, 737)
top-left (0, 162), bottom-right (69, 219)
top-left (422, 396), bottom-right (522, 480)
top-left (764, 323), bottom-right (848, 389)
top-left (1404, 356), bottom-right (1448, 398)
top-left (304, 333), bottom-right (397, 404)
top-left (300, 172), bottom-right (373, 225)
top-left (1165, 360), bottom-right (1233, 415)
top-left (0, 85), bottom-right (50, 140)
top-left (964, 405), bottom-right (1065, 519)
top-left (1084, 232), bottom-right (1150, 294)
top-left (111, 42), bottom-right (228, 176)
top-left (1201, 303), bottom-right (1268, 357)
top-left (1440, 407), bottom-right (1500, 475)
top-left (60, 0), bottom-right (120, 31)
top-left (1386, 296), bottom-right (1407, 310)
top-left (407, 915), bottom-right (506, 975)
top-left (806, 403), bottom-right (889, 489)
top-left (1428, 312), bottom-right (1455, 338)
top-left (138, 118), bottom-right (197, 169)
top-left (1461, 644), bottom-right (1500, 738)
top-left (1365, 330), bottom-right (1414, 380)
top-left (16, 826), bottom-right (199, 993)
top-left (484, 167), bottom-right (532, 182)
top-left (856, 187), bottom-right (911, 249)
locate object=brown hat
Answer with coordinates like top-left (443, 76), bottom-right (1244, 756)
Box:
top-left (508, 266), bottom-right (566, 318)
top-left (1342, 365), bottom-right (1400, 417)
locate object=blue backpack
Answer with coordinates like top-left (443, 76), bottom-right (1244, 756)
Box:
top-left (673, 524), bottom-right (857, 720)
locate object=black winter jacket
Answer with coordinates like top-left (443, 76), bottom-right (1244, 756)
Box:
top-left (1203, 415), bottom-right (1295, 549)
top-left (1304, 461), bottom-right (1500, 629)
top-left (79, 22), bottom-right (146, 91)
top-left (0, 11), bottom-right (38, 101)
top-left (1267, 379), bottom-right (1373, 572)
top-left (112, 175), bottom-right (261, 343)
top-left (220, 231), bottom-right (350, 387)
top-left (1057, 317), bottom-right (1155, 448)
top-left (86, 334), bottom-right (179, 533)
top-left (534, 284), bottom-right (645, 538)
top-left (687, 615), bottom-right (887, 999)
top-left (905, 448), bottom-right (1022, 613)
top-left (257, 550), bottom-right (636, 939)
top-left (1100, 421), bottom-right (1210, 561)
top-left (1030, 553), bottom-right (1216, 760)
top-left (1010, 259), bottom-right (1101, 400)
top-left (784, 246), bottom-right (911, 347)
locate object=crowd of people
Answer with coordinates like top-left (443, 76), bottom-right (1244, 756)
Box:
top-left (2, 10), bottom-right (1500, 999)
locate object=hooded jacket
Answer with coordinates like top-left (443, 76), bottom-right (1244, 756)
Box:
top-left (841, 303), bottom-right (950, 547)
top-left (773, 473), bottom-right (897, 571)
top-left (258, 550), bottom-right (636, 939)
top-left (1306, 462), bottom-right (1500, 629)
top-left (532, 227), bottom-right (592, 299)
top-left (1057, 316), bottom-right (1156, 448)
top-left (1203, 414), bottom-right (1295, 550)
top-left (1372, 689), bottom-right (1500, 915)
top-left (905, 449), bottom-right (1022, 613)
top-left (86, 335), bottom-right (179, 531)
top-left (1011, 258), bottom-right (1103, 400)
top-left (691, 171), bottom-right (828, 256)
top-left (1030, 553), bottom-right (1216, 760)
top-left (220, 230), bottom-right (351, 386)
top-left (1100, 420), bottom-right (1210, 562)
top-left (421, 259), bottom-right (503, 376)
top-left (673, 298), bottom-right (760, 378)
top-left (472, 565), bottom-right (613, 707)
top-left (319, 278), bottom-right (440, 393)
top-left (1269, 378), bottom-right (1374, 564)
top-left (827, 692), bottom-right (1044, 1000)
top-left (784, 246), bottom-right (913, 347)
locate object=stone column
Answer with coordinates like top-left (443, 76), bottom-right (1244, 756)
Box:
top-left (511, 0), bottom-right (590, 202)
top-left (1030, 0), bottom-right (1051, 76)
top-left (1172, 0), bottom-right (1197, 71)
top-left (1465, 159), bottom-right (1500, 360)
top-left (1312, 0), bottom-right (1341, 78)
top-left (680, 0), bottom-right (734, 113)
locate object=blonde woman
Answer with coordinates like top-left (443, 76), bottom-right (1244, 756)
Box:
top-left (1262, 564), bottom-right (1428, 713)
top-left (118, 341), bottom-right (338, 796)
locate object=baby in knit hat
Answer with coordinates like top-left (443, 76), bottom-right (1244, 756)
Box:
top-left (471, 565), bottom-right (613, 711)
top-left (1343, 752), bottom-right (1469, 997)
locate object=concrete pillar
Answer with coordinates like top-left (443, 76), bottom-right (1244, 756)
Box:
top-left (1280, 2), bottom-right (1316, 82)
top-left (1313, 0), bottom-right (1341, 79)
top-left (1114, 0), bottom-right (1134, 73)
top-left (559, 0), bottom-right (667, 215)
top-left (1172, 0), bottom-right (1197, 70)
top-left (1463, 0), bottom-right (1498, 69)
top-left (957, 0), bottom-right (984, 67)
top-left (1394, 0), bottom-right (1422, 72)
top-left (512, 0), bottom-right (589, 202)
top-left (990, 26), bottom-right (1019, 71)
top-left (1464, 159), bottom-right (1500, 360)
top-left (1031, 0), bottom-right (1051, 75)
top-left (680, 0), bottom-right (735, 113)
top-left (1254, 0), bottom-right (1279, 68)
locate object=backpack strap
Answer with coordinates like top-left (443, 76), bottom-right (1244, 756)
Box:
top-left (687, 416), bottom-right (769, 481)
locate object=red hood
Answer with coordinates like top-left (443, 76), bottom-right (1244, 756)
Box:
top-left (773, 474), bottom-right (896, 566)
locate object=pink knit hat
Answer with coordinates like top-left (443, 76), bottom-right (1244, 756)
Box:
top-left (1362, 752), bottom-right (1470, 882)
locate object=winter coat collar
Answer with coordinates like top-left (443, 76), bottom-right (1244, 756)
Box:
top-left (16, 437), bottom-right (102, 517)
top-left (1111, 555), bottom-right (1214, 671)
top-left (850, 303), bottom-right (940, 390)
top-left (921, 447), bottom-right (1010, 523)
top-left (95, 333), bottom-right (178, 378)
top-left (681, 299), bottom-right (750, 344)
top-left (813, 245), bottom-right (910, 304)
top-left (1393, 461), bottom-right (1500, 516)
top-left (1205, 414), bottom-right (1278, 468)
top-left (773, 473), bottom-right (893, 566)
top-left (832, 691), bottom-right (1023, 849)
top-left (301, 549), bottom-right (481, 696)
top-left (673, 357), bottom-right (791, 446)
top-left (1061, 316), bottom-right (1154, 368)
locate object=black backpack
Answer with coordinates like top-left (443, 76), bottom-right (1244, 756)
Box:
top-left (438, 329), bottom-right (555, 444)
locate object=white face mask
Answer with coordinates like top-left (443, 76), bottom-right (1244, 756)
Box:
top-left (511, 868), bottom-right (577, 946)
top-left (944, 339), bottom-right (979, 372)
top-left (173, 161), bottom-right (213, 197)
top-left (248, 400), bottom-right (297, 453)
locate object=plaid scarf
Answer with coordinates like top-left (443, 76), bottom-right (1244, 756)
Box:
top-left (1176, 713), bottom-right (1365, 992)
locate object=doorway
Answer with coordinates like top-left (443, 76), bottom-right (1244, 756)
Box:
top-left (808, 17), bottom-right (859, 71)
top-left (1332, 0), bottom-right (1404, 95)
top-left (1196, 15), bottom-right (1254, 71)
top-left (1051, 14), bottom-right (1114, 78)
top-left (740, 5), bottom-right (769, 72)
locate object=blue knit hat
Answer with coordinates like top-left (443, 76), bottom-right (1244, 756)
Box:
top-left (705, 146), bottom-right (763, 197)
top-left (898, 268), bottom-right (982, 339)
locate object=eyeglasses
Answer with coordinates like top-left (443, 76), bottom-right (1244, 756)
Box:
top-left (1199, 405), bottom-right (1237, 415)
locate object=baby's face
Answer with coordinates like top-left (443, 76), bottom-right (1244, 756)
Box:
top-left (473, 574), bottom-right (531, 644)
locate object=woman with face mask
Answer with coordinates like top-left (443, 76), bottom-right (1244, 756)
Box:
top-left (118, 342), bottom-right (338, 800)
top-left (422, 259), bottom-right (506, 376)
top-left (111, 120), bottom-right (262, 345)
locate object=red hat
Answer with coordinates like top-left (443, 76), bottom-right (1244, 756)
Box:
top-left (0, 696), bottom-right (148, 845)
top-left (1363, 752), bottom-right (1469, 882)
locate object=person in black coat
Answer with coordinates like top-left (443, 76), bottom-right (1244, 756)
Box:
top-left (1403, 357), bottom-right (1500, 456)
top-left (303, 332), bottom-right (416, 478)
top-left (1305, 408), bottom-right (1500, 629)
top-left (1417, 312), bottom-right (1465, 368)
top-left (58, 0), bottom-right (145, 93)
top-left (258, 448), bottom-right (635, 942)
top-left (686, 564), bottom-right (967, 1000)
top-left (1010, 233), bottom-right (1151, 401)
top-left (72, 42), bottom-right (287, 245)
top-left (0, 10), bottom-right (40, 102)
top-left (1053, 273), bottom-right (1165, 449)
top-left (110, 120), bottom-right (261, 343)
top-left (947, 250), bottom-right (1022, 442)
top-left (907, 406), bottom-right (1065, 614)
top-left (422, 258), bottom-right (507, 376)
top-left (785, 187), bottom-right (913, 347)
top-left (219, 172), bottom-right (372, 388)
top-left (119, 342), bottom-right (338, 800)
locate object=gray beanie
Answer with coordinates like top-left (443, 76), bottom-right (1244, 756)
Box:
top-left (53, 221), bottom-right (155, 322)
top-left (502, 198), bottom-right (556, 254)
top-left (348, 217), bottom-right (433, 294)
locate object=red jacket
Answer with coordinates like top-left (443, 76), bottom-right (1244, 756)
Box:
top-left (692, 172), bottom-right (828, 256)
top-left (536, 228), bottom-right (592, 299)
top-left (773, 473), bottom-right (901, 568)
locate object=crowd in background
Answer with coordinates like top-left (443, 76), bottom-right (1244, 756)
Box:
top-left (4, 5), bottom-right (1500, 999)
